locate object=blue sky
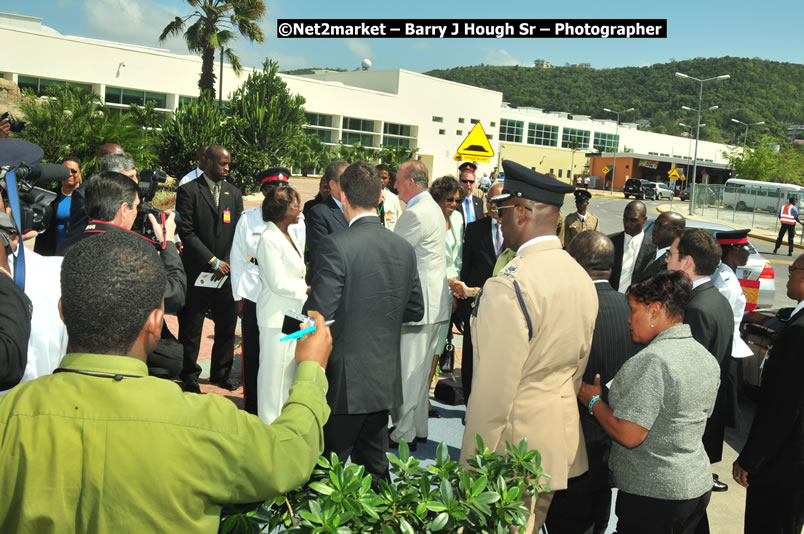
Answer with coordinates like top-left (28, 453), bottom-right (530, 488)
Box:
top-left (4, 0), bottom-right (802, 72)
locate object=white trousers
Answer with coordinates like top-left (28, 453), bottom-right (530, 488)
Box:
top-left (256, 327), bottom-right (298, 425)
top-left (391, 322), bottom-right (444, 443)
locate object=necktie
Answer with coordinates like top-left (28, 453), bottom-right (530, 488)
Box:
top-left (619, 237), bottom-right (638, 292)
top-left (378, 200), bottom-right (385, 227)
top-left (464, 198), bottom-right (474, 223)
top-left (495, 222), bottom-right (503, 257)
top-left (213, 183), bottom-right (220, 208)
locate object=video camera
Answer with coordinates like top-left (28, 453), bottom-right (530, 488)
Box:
top-left (133, 168), bottom-right (181, 243)
top-left (0, 163), bottom-right (70, 234)
top-left (0, 112), bottom-right (25, 134)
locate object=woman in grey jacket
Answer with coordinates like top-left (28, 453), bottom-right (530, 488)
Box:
top-left (579, 270), bottom-right (720, 534)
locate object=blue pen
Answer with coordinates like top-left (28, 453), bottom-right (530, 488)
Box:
top-left (279, 320), bottom-right (334, 342)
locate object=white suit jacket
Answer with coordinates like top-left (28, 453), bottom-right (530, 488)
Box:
top-left (255, 221), bottom-right (307, 327)
top-left (395, 191), bottom-right (449, 325)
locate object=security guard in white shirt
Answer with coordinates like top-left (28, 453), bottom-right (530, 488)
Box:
top-left (230, 167), bottom-right (305, 414)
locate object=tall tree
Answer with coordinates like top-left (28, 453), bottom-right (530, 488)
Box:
top-left (159, 0), bottom-right (266, 99)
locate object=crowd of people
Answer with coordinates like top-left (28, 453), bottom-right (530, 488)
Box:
top-left (0, 136), bottom-right (802, 534)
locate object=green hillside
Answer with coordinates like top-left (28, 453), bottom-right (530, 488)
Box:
top-left (425, 57), bottom-right (804, 145)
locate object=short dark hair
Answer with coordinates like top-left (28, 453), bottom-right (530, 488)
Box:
top-left (567, 231), bottom-right (614, 278)
top-left (677, 228), bottom-right (722, 276)
top-left (262, 186), bottom-right (299, 223)
top-left (341, 162), bottom-right (381, 210)
top-left (430, 175), bottom-right (463, 203)
top-left (375, 163), bottom-right (391, 174)
top-left (627, 270), bottom-right (692, 321)
top-left (85, 171), bottom-right (138, 221)
top-left (61, 156), bottom-right (80, 167)
top-left (61, 230), bottom-right (166, 355)
top-left (324, 160), bottom-right (347, 185)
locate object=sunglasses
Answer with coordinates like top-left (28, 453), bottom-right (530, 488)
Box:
top-left (788, 265), bottom-right (804, 274)
top-left (445, 197), bottom-right (461, 204)
top-left (68, 169), bottom-right (79, 174)
top-left (460, 179), bottom-right (475, 184)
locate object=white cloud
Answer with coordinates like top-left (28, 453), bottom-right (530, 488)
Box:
top-left (413, 41), bottom-right (431, 51)
top-left (266, 51), bottom-right (309, 70)
top-left (345, 38), bottom-right (374, 59)
top-left (84, 0), bottom-right (187, 51)
top-left (484, 48), bottom-right (528, 67)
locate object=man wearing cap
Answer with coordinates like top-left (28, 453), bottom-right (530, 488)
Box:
top-left (230, 167), bottom-right (305, 414)
top-left (773, 197), bottom-right (800, 256)
top-left (176, 145), bottom-right (243, 393)
top-left (563, 189), bottom-right (599, 247)
top-left (457, 162), bottom-right (483, 227)
top-left (460, 160), bottom-right (597, 532)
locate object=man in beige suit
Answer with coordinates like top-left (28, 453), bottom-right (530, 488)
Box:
top-left (390, 160), bottom-right (450, 449)
top-left (460, 160), bottom-right (598, 532)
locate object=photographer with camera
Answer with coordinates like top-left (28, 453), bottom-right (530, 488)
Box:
top-left (0, 214), bottom-right (31, 390)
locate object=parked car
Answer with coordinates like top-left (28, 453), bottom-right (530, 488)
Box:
top-left (644, 182), bottom-right (674, 200)
top-left (739, 307), bottom-right (794, 390)
top-left (643, 218), bottom-right (775, 310)
top-left (679, 187), bottom-right (690, 201)
top-left (624, 178), bottom-right (645, 199)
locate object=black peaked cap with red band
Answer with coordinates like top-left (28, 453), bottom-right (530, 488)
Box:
top-left (256, 167), bottom-right (291, 187)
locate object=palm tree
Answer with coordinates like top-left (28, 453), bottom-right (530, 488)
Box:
top-left (159, 0), bottom-right (266, 99)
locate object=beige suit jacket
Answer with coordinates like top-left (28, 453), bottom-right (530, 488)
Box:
top-left (460, 238), bottom-right (598, 491)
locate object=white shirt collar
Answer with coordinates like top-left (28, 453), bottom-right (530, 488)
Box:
top-left (792, 300), bottom-right (804, 318)
top-left (406, 190), bottom-right (427, 208)
top-left (655, 246), bottom-right (670, 260)
top-left (331, 196), bottom-right (344, 212)
top-left (692, 276), bottom-right (711, 289)
top-left (517, 235), bottom-right (560, 254)
top-left (348, 212), bottom-right (376, 227)
top-left (593, 279), bottom-right (609, 284)
top-left (624, 231), bottom-right (644, 248)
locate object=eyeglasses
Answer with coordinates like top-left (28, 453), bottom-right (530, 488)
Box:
top-left (788, 265), bottom-right (804, 274)
top-left (496, 204), bottom-right (533, 214)
top-left (68, 169), bottom-right (80, 174)
top-left (460, 179), bottom-right (475, 184)
top-left (446, 197), bottom-right (461, 204)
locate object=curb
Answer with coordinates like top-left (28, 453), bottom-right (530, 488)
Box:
top-left (655, 204), bottom-right (804, 251)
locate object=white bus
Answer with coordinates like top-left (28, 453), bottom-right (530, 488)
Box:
top-left (723, 178), bottom-right (804, 212)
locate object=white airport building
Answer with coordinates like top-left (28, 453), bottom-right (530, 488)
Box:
top-left (1, 11), bottom-right (736, 184)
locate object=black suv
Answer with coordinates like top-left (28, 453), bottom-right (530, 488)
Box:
top-left (624, 178), bottom-right (645, 199)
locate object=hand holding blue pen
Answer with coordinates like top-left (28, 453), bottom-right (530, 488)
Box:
top-left (280, 319), bottom-right (335, 342)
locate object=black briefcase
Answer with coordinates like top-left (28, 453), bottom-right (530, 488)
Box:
top-left (434, 377), bottom-right (464, 406)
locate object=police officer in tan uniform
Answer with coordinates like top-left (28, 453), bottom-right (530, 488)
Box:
top-left (460, 160), bottom-right (598, 533)
top-left (563, 189), bottom-right (599, 247)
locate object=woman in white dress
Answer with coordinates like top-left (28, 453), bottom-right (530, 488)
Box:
top-left (427, 176), bottom-right (465, 415)
top-left (255, 186), bottom-right (308, 424)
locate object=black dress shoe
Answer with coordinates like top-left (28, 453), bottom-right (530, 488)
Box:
top-left (388, 437), bottom-right (417, 452)
top-left (210, 377), bottom-right (241, 391)
top-left (415, 436), bottom-right (428, 445)
top-left (712, 474), bottom-right (728, 492)
top-left (180, 380), bottom-right (202, 394)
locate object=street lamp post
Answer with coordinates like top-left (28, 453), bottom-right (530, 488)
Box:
top-left (731, 118), bottom-right (765, 146)
top-left (679, 121), bottom-right (705, 186)
top-left (675, 72), bottom-right (730, 215)
top-left (603, 107), bottom-right (634, 193)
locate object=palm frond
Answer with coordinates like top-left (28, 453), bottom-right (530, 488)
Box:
top-left (158, 16), bottom-right (186, 43)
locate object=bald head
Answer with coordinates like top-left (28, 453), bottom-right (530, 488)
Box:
top-left (623, 200), bottom-right (648, 237)
top-left (653, 211), bottom-right (686, 249)
top-left (98, 143), bottom-right (125, 158)
top-left (567, 231), bottom-right (615, 281)
top-left (487, 182), bottom-right (505, 220)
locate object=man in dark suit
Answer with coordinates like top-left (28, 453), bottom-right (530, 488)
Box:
top-left (304, 162), bottom-right (424, 482)
top-left (634, 210), bottom-right (686, 284)
top-left (733, 253), bottom-right (804, 534)
top-left (305, 160), bottom-right (348, 274)
top-left (176, 145), bottom-right (243, 393)
top-left (67, 143), bottom-right (126, 238)
top-left (546, 230), bottom-right (642, 534)
top-left (609, 200), bottom-right (656, 292)
top-left (456, 182), bottom-right (503, 402)
top-left (667, 228), bottom-right (734, 533)
top-left (456, 162), bottom-right (484, 227)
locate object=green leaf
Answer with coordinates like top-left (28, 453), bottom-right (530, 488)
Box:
top-left (471, 475), bottom-right (488, 497)
top-left (430, 511), bottom-right (449, 531)
top-left (474, 491), bottom-right (501, 505)
top-left (309, 481), bottom-right (335, 495)
top-left (399, 517), bottom-right (415, 534)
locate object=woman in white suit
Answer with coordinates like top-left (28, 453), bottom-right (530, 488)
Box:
top-left (427, 176), bottom-right (465, 415)
top-left (255, 186), bottom-right (308, 424)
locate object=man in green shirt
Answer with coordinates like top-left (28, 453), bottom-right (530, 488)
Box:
top-left (0, 230), bottom-right (332, 533)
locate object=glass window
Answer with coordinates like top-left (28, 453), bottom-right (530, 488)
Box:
top-left (341, 132), bottom-right (374, 146)
top-left (343, 117), bottom-right (374, 132)
top-left (549, 168), bottom-right (554, 174)
top-left (499, 119), bottom-right (524, 143)
top-left (458, 118), bottom-right (465, 123)
top-left (383, 137), bottom-right (410, 148)
top-left (491, 121), bottom-right (496, 127)
top-left (145, 91), bottom-right (167, 109)
top-left (558, 169), bottom-right (563, 178)
top-left (121, 88), bottom-right (144, 106)
top-left (562, 128), bottom-right (591, 149)
top-left (592, 132), bottom-right (619, 152)
top-left (432, 116), bottom-right (443, 123)
top-left (306, 113), bottom-right (333, 127)
top-left (527, 123), bottom-right (558, 146)
top-left (17, 76), bottom-right (39, 93)
top-left (383, 122), bottom-right (411, 137)
top-left (487, 134), bottom-right (493, 140)
top-left (105, 86), bottom-right (122, 104)
top-left (470, 118), bottom-right (479, 124)
top-left (438, 129), bottom-right (446, 135)
top-left (457, 130), bottom-right (463, 136)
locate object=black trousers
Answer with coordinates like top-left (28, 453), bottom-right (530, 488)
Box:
top-left (745, 483), bottom-right (804, 534)
top-left (545, 440), bottom-right (612, 534)
top-left (459, 310), bottom-right (474, 403)
top-left (177, 281), bottom-right (236, 383)
top-left (775, 224), bottom-right (795, 254)
top-left (615, 490), bottom-right (711, 534)
top-left (324, 411), bottom-right (390, 484)
top-left (241, 298), bottom-right (259, 415)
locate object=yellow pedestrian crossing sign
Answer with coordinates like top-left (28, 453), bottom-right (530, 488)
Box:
top-left (601, 166), bottom-right (610, 175)
top-left (668, 168), bottom-right (680, 179)
top-left (453, 123), bottom-right (494, 163)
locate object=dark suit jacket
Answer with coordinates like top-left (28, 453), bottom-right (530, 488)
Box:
top-left (685, 280), bottom-right (734, 462)
top-left (738, 308), bottom-right (804, 488)
top-left (457, 217), bottom-right (496, 328)
top-left (305, 195), bottom-right (348, 270)
top-left (175, 176), bottom-right (243, 279)
top-left (457, 195), bottom-right (484, 226)
top-left (580, 281), bottom-right (643, 444)
top-left (634, 250), bottom-right (668, 284)
top-left (66, 184), bottom-right (87, 238)
top-left (304, 216), bottom-right (424, 414)
top-left (609, 232), bottom-right (657, 290)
